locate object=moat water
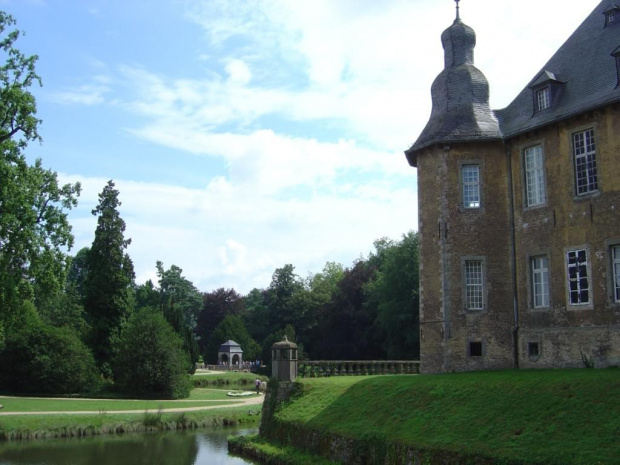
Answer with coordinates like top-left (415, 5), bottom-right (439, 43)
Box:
top-left (0, 427), bottom-right (259, 465)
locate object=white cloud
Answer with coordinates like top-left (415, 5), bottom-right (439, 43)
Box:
top-left (50, 77), bottom-right (110, 105)
top-left (53, 0), bottom-right (598, 295)
top-left (61, 172), bottom-right (417, 294)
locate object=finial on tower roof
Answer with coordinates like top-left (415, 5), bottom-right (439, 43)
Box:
top-left (455, 0), bottom-right (460, 20)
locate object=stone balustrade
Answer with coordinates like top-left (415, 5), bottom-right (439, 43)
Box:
top-left (298, 360), bottom-right (420, 377)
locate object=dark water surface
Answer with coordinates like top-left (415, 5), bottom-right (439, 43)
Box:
top-left (0, 427), bottom-right (259, 465)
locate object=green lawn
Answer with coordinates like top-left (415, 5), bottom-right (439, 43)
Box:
top-left (0, 405), bottom-right (260, 438)
top-left (0, 388), bottom-right (259, 413)
top-left (0, 372), bottom-right (264, 440)
top-left (272, 369), bottom-right (620, 465)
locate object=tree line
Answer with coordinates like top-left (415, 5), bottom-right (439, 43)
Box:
top-left (0, 12), bottom-right (420, 399)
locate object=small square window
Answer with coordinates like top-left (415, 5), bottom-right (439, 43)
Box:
top-left (528, 342), bottom-right (540, 357)
top-left (469, 341), bottom-right (483, 357)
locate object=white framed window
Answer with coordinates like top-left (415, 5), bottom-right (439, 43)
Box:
top-left (462, 165), bottom-right (480, 209)
top-left (573, 129), bottom-right (598, 196)
top-left (567, 249), bottom-right (590, 305)
top-left (524, 145), bottom-right (546, 207)
top-left (536, 87), bottom-right (550, 111)
top-left (613, 245), bottom-right (620, 303)
top-left (531, 255), bottom-right (550, 308)
top-left (465, 260), bottom-right (484, 310)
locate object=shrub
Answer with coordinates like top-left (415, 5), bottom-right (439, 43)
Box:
top-left (112, 308), bottom-right (191, 399)
top-left (0, 321), bottom-right (98, 394)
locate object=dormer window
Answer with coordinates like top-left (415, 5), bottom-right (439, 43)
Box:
top-left (536, 87), bottom-right (551, 111)
top-left (604, 5), bottom-right (620, 27)
top-left (529, 70), bottom-right (565, 115)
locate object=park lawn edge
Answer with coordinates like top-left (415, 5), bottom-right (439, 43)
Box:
top-left (0, 405), bottom-right (261, 441)
top-left (264, 369), bottom-right (620, 465)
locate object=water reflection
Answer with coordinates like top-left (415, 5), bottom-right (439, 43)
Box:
top-left (0, 428), bottom-right (258, 465)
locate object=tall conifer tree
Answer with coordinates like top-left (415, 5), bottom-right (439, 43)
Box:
top-left (84, 180), bottom-right (134, 372)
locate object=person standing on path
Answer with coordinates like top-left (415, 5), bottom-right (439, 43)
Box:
top-left (255, 378), bottom-right (261, 395)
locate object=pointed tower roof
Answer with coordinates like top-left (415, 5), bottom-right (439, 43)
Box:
top-left (405, 2), bottom-right (501, 167)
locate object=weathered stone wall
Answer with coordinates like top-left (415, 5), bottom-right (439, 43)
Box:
top-left (417, 141), bottom-right (515, 373)
top-left (416, 105), bottom-right (620, 373)
top-left (509, 105), bottom-right (620, 368)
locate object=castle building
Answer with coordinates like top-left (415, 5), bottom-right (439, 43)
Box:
top-left (406, 1), bottom-right (620, 373)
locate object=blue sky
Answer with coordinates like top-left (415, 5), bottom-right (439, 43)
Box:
top-left (2, 0), bottom-right (597, 294)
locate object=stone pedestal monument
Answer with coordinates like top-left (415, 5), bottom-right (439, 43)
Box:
top-left (271, 336), bottom-right (298, 382)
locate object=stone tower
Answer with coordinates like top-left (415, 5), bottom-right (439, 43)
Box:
top-left (405, 3), bottom-right (515, 373)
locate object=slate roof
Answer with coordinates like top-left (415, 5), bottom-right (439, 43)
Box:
top-left (218, 340), bottom-right (242, 352)
top-left (495, 0), bottom-right (620, 137)
top-left (406, 1), bottom-right (620, 162)
top-left (405, 15), bottom-right (501, 166)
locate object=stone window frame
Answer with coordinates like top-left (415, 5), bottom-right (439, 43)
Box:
top-left (569, 125), bottom-right (600, 199)
top-left (458, 160), bottom-right (484, 211)
top-left (527, 250), bottom-right (552, 311)
top-left (467, 338), bottom-right (486, 358)
top-left (521, 141), bottom-right (548, 210)
top-left (524, 333), bottom-right (542, 361)
top-left (605, 239), bottom-right (620, 306)
top-left (461, 256), bottom-right (487, 313)
top-left (564, 245), bottom-right (593, 310)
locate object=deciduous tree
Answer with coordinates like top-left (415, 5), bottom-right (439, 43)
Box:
top-left (365, 231), bottom-right (420, 359)
top-left (112, 307), bottom-right (191, 399)
top-left (205, 315), bottom-right (260, 364)
top-left (0, 12), bottom-right (80, 342)
top-left (198, 287), bottom-right (244, 353)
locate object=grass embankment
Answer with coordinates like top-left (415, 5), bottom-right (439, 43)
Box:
top-left (0, 372), bottom-right (265, 440)
top-left (268, 370), bottom-right (620, 465)
top-left (229, 434), bottom-right (336, 465)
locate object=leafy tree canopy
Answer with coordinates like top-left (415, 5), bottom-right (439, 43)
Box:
top-left (365, 231), bottom-right (420, 359)
top-left (156, 261), bottom-right (202, 330)
top-left (112, 307), bottom-right (191, 399)
top-left (0, 305), bottom-right (98, 395)
top-left (197, 287), bottom-right (244, 353)
top-left (205, 314), bottom-right (260, 364)
top-left (0, 12), bottom-right (80, 342)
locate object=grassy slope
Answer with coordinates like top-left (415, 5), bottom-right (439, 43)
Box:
top-left (274, 370), bottom-right (620, 465)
